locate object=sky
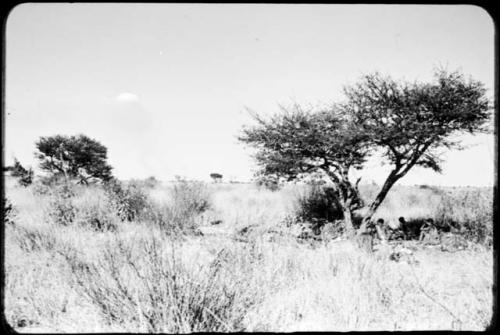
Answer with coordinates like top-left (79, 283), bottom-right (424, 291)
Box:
top-left (4, 3), bottom-right (495, 186)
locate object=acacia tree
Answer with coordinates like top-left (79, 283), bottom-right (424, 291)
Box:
top-left (240, 70), bottom-right (491, 241)
top-left (35, 134), bottom-right (113, 184)
top-left (343, 70), bottom-right (491, 235)
top-left (239, 104), bottom-right (370, 236)
top-left (210, 173), bottom-right (223, 183)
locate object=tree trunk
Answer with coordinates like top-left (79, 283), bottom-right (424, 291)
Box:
top-left (359, 171), bottom-right (400, 233)
top-left (342, 205), bottom-right (355, 238)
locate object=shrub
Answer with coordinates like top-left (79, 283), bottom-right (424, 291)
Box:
top-left (105, 179), bottom-right (150, 222)
top-left (288, 183), bottom-right (347, 240)
top-left (143, 176), bottom-right (160, 189)
top-left (129, 176), bottom-right (160, 189)
top-left (254, 174), bottom-right (280, 191)
top-left (33, 175), bottom-right (76, 195)
top-left (10, 158), bottom-right (34, 187)
top-left (47, 182), bottom-right (77, 226)
top-left (294, 184), bottom-right (343, 223)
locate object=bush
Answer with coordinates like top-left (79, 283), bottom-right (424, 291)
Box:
top-left (254, 174), bottom-right (281, 191)
top-left (33, 175), bottom-right (76, 195)
top-left (143, 176), bottom-right (160, 188)
top-left (288, 183), bottom-right (347, 240)
top-left (294, 184), bottom-right (343, 223)
top-left (129, 176), bottom-right (160, 189)
top-left (10, 158), bottom-right (34, 187)
top-left (47, 182), bottom-right (77, 226)
top-left (105, 179), bottom-right (150, 222)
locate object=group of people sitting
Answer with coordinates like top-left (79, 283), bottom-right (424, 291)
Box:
top-left (373, 217), bottom-right (458, 243)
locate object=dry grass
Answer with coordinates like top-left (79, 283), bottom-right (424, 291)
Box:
top-left (3, 177), bottom-right (494, 332)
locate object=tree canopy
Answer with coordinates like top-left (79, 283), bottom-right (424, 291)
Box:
top-left (210, 173), bottom-right (223, 182)
top-left (342, 70), bottom-right (491, 229)
top-left (35, 134), bottom-right (113, 184)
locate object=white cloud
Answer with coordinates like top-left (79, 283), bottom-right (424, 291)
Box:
top-left (115, 92), bottom-right (139, 103)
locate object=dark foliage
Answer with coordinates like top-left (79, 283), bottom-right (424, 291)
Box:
top-left (47, 182), bottom-right (77, 226)
top-left (254, 173), bottom-right (281, 191)
top-left (295, 185), bottom-right (343, 223)
top-left (3, 197), bottom-right (16, 225)
top-left (210, 173), bottom-right (223, 183)
top-left (35, 134), bottom-right (113, 184)
top-left (104, 179), bottom-right (150, 222)
top-left (10, 158), bottom-right (34, 186)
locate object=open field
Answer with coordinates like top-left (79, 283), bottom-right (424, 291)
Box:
top-left (3, 176), bottom-right (494, 332)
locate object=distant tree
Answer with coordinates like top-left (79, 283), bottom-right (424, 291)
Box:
top-left (240, 70), bottom-right (491, 242)
top-left (35, 134), bottom-right (113, 184)
top-left (343, 69), bottom-right (491, 236)
top-left (144, 176), bottom-right (160, 188)
top-left (210, 173), bottom-right (223, 183)
top-left (10, 158), bottom-right (34, 186)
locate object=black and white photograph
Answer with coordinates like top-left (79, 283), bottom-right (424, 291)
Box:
top-left (2, 3), bottom-right (495, 332)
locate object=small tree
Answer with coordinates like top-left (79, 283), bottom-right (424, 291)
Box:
top-left (10, 158), bottom-right (34, 186)
top-left (210, 173), bottom-right (223, 183)
top-left (35, 134), bottom-right (113, 184)
top-left (239, 104), bottom-right (368, 236)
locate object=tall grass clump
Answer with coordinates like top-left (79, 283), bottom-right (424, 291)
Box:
top-left (104, 179), bottom-right (150, 222)
top-left (46, 181), bottom-right (77, 226)
top-left (434, 188), bottom-right (493, 246)
top-left (64, 234), bottom-right (250, 332)
top-left (169, 178), bottom-right (211, 215)
top-left (72, 186), bottom-right (120, 232)
top-left (40, 179), bottom-right (121, 231)
top-left (144, 178), bottom-right (212, 235)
